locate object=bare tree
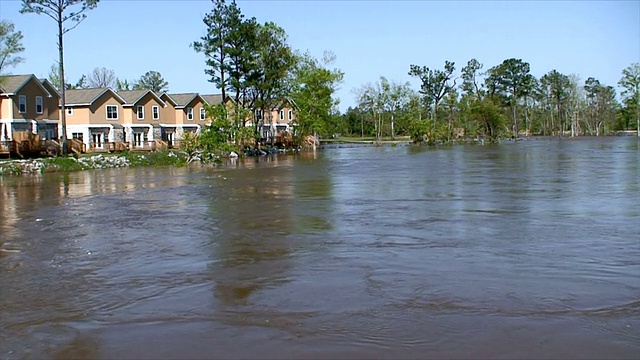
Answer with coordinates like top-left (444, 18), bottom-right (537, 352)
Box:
top-left (86, 67), bottom-right (115, 88)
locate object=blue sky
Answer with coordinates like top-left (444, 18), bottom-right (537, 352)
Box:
top-left (1, 0), bottom-right (639, 112)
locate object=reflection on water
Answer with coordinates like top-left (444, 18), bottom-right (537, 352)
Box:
top-left (1, 137), bottom-right (639, 359)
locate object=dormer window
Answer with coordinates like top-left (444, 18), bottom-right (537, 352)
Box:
top-left (280, 110), bottom-right (284, 121)
top-left (137, 105), bottom-right (144, 119)
top-left (200, 107), bottom-right (206, 120)
top-left (187, 107), bottom-right (194, 120)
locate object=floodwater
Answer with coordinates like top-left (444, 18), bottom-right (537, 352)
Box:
top-left (1, 137), bottom-right (639, 359)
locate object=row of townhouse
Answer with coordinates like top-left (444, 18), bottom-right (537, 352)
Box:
top-left (1, 74), bottom-right (296, 153)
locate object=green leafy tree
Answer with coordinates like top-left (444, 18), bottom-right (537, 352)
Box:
top-left (354, 80), bottom-right (385, 140)
top-left (584, 77), bottom-right (618, 136)
top-left (408, 60), bottom-right (456, 124)
top-left (290, 51), bottom-right (344, 144)
top-left (21, 0), bottom-right (99, 153)
top-left (0, 20), bottom-right (25, 75)
top-left (193, 0), bottom-right (241, 101)
top-left (618, 63), bottom-right (640, 136)
top-left (460, 58), bottom-right (483, 100)
top-left (199, 104), bottom-right (234, 159)
top-left (115, 78), bottom-right (133, 91)
top-left (540, 70), bottom-right (571, 136)
top-left (380, 77), bottom-right (413, 139)
top-left (485, 58), bottom-right (535, 139)
top-left (48, 63), bottom-right (87, 90)
top-left (248, 22), bottom-right (296, 138)
top-left (470, 97), bottom-right (505, 142)
top-left (225, 8), bottom-right (258, 108)
top-left (134, 70), bottom-right (168, 92)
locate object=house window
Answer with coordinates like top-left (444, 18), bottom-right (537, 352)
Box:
top-left (36, 96), bottom-right (43, 114)
top-left (19, 95), bottom-right (26, 113)
top-left (66, 107), bottom-right (73, 115)
top-left (280, 110), bottom-right (284, 121)
top-left (200, 107), bottom-right (206, 120)
top-left (288, 110), bottom-right (292, 121)
top-left (255, 109), bottom-right (262, 120)
top-left (137, 105), bottom-right (144, 119)
top-left (152, 106), bottom-right (159, 120)
top-left (106, 105), bottom-right (118, 120)
top-left (187, 107), bottom-right (194, 120)
top-left (72, 132), bottom-right (83, 141)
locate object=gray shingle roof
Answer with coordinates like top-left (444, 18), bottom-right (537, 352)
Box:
top-left (168, 93), bottom-right (200, 107)
top-left (65, 88), bottom-right (124, 105)
top-left (0, 74), bottom-right (51, 96)
top-left (116, 90), bottom-right (149, 104)
top-left (202, 94), bottom-right (223, 105)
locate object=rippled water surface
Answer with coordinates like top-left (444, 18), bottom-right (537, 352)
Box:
top-left (1, 137), bottom-right (639, 359)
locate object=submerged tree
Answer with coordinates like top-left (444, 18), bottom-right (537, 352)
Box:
top-left (408, 60), bottom-right (456, 124)
top-left (0, 20), bottom-right (25, 75)
top-left (485, 58), bottom-right (535, 139)
top-left (540, 69), bottom-right (571, 136)
top-left (618, 63), bottom-right (640, 137)
top-left (21, 0), bottom-right (99, 153)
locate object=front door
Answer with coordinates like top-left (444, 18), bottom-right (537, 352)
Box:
top-left (133, 132), bottom-right (144, 148)
top-left (92, 133), bottom-right (104, 149)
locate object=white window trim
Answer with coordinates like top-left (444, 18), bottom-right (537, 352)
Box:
top-left (36, 96), bottom-right (43, 114)
top-left (19, 95), bottom-right (27, 113)
top-left (152, 105), bottom-right (159, 120)
top-left (106, 105), bottom-right (118, 120)
top-left (66, 107), bottom-right (73, 115)
top-left (187, 107), bottom-right (194, 120)
top-left (288, 109), bottom-right (292, 120)
top-left (200, 107), bottom-right (206, 120)
top-left (280, 110), bottom-right (284, 121)
top-left (137, 105), bottom-right (144, 120)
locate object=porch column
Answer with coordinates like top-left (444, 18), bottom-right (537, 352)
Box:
top-left (83, 128), bottom-right (90, 148)
top-left (147, 125), bottom-right (154, 141)
top-left (107, 125), bottom-right (115, 143)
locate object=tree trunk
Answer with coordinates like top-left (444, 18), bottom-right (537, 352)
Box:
top-left (636, 106), bottom-right (639, 137)
top-left (512, 103), bottom-right (518, 140)
top-left (391, 113), bottom-right (395, 140)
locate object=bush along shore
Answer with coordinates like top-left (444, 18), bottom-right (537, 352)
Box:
top-left (0, 151), bottom-right (191, 176)
top-left (0, 145), bottom-right (302, 176)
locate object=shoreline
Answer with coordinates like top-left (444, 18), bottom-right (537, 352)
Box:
top-left (2, 135), bottom-right (637, 176)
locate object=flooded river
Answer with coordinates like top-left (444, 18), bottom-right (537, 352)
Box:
top-left (1, 137), bottom-right (639, 359)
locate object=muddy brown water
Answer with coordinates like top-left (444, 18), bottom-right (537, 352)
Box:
top-left (1, 137), bottom-right (639, 359)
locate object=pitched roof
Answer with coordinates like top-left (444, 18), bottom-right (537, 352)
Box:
top-left (158, 92), bottom-right (177, 106)
top-left (39, 78), bottom-right (61, 97)
top-left (202, 94), bottom-right (223, 106)
top-left (65, 88), bottom-right (125, 106)
top-left (117, 89), bottom-right (166, 107)
top-left (167, 93), bottom-right (205, 108)
top-left (0, 74), bottom-right (52, 96)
